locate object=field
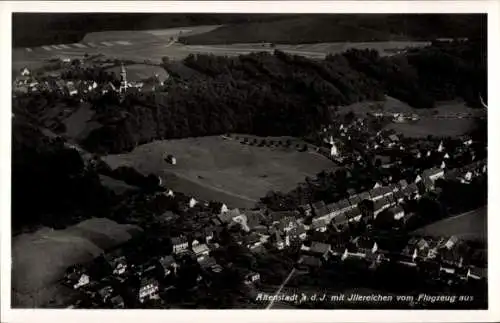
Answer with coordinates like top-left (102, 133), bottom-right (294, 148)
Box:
top-left (12, 218), bottom-right (142, 308)
top-left (342, 96), bottom-right (483, 138)
top-left (102, 136), bottom-right (337, 208)
top-left (13, 23), bottom-right (432, 72)
top-left (412, 207), bottom-right (487, 242)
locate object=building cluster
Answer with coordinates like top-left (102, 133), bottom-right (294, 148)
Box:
top-left (369, 111), bottom-right (420, 123)
top-left (13, 60), bottom-right (167, 99)
top-left (62, 151), bottom-right (486, 309)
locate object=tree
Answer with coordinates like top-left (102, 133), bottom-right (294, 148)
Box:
top-left (161, 56), bottom-right (170, 65)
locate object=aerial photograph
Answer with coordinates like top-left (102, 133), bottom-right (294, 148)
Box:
top-left (11, 13), bottom-right (487, 309)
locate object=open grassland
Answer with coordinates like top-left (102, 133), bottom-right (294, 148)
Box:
top-left (412, 207), bottom-right (487, 242)
top-left (102, 136), bottom-right (337, 208)
top-left (12, 218), bottom-right (142, 308)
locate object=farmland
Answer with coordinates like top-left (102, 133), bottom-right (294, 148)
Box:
top-left (102, 136), bottom-right (337, 208)
top-left (13, 24), bottom-right (432, 72)
top-left (412, 207), bottom-right (487, 242)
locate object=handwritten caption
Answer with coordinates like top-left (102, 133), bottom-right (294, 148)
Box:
top-left (256, 292), bottom-right (475, 305)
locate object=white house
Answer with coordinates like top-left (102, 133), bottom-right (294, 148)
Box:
top-left (330, 141), bottom-right (339, 157)
top-left (220, 203), bottom-right (229, 214)
top-left (437, 141), bottom-right (444, 152)
top-left (138, 278), bottom-right (159, 303)
top-left (189, 197), bottom-right (198, 208)
top-left (20, 67), bottom-right (31, 76)
top-left (73, 273), bottom-right (90, 289)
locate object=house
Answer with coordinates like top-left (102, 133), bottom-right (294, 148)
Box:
top-left (368, 187), bottom-right (386, 201)
top-left (171, 236), bottom-right (189, 254)
top-left (388, 205), bottom-right (405, 221)
top-left (244, 271), bottom-right (261, 285)
top-left (403, 183), bottom-right (420, 200)
top-left (443, 236), bottom-right (459, 250)
top-left (312, 219), bottom-right (328, 232)
top-left (393, 189), bottom-right (406, 203)
top-left (299, 204), bottom-right (312, 216)
top-left (278, 216), bottom-right (298, 232)
top-left (199, 256), bottom-right (222, 273)
top-left (346, 206), bottom-right (363, 223)
top-left (110, 295), bottom-right (125, 308)
top-left (66, 271), bottom-right (90, 290)
top-left (373, 198), bottom-right (392, 218)
top-left (287, 225), bottom-right (307, 241)
top-left (204, 227), bottom-right (215, 243)
top-left (348, 195), bottom-right (362, 209)
top-left (388, 134), bottom-right (400, 143)
top-left (439, 247), bottom-right (464, 268)
top-left (422, 168), bottom-right (445, 189)
top-left (357, 191), bottom-right (371, 202)
top-left (233, 214), bottom-right (250, 232)
top-left (244, 233), bottom-right (263, 250)
top-left (193, 243), bottom-right (210, 260)
top-left (330, 211), bottom-right (348, 226)
top-left (245, 211), bottom-right (265, 230)
top-left (138, 278), bottom-right (160, 303)
top-left (351, 236), bottom-right (378, 255)
top-left (298, 255), bottom-right (323, 271)
top-left (159, 255), bottom-right (178, 276)
top-left (439, 264), bottom-right (456, 275)
top-left (400, 212), bottom-right (416, 226)
top-left (396, 252), bottom-right (418, 267)
top-left (467, 266), bottom-right (486, 280)
top-left (309, 242), bottom-right (332, 260)
top-left (20, 67), bottom-right (31, 76)
top-left (110, 256), bottom-right (128, 276)
top-left (217, 209), bottom-right (240, 224)
top-left (97, 285), bottom-right (114, 303)
top-left (189, 197), bottom-right (198, 208)
top-left (274, 231), bottom-right (285, 250)
top-left (311, 200), bottom-right (328, 218)
top-left (66, 82), bottom-right (78, 96)
top-left (336, 199), bottom-right (352, 213)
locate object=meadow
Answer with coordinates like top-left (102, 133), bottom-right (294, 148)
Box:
top-left (102, 136), bottom-right (337, 208)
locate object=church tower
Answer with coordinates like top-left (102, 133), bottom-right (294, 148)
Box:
top-left (119, 63), bottom-right (128, 94)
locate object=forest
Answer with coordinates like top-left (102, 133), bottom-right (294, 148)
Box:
top-left (78, 40), bottom-right (485, 154)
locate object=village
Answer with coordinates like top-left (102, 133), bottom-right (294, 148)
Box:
top-left (60, 104), bottom-right (487, 309)
top-left (10, 53), bottom-right (487, 309)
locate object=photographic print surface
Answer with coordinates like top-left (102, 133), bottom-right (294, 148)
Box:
top-left (11, 13), bottom-right (487, 309)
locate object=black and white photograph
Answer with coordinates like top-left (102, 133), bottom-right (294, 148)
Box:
top-left (1, 1), bottom-right (498, 322)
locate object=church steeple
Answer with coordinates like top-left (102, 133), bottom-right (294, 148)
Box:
top-left (119, 62), bottom-right (128, 94)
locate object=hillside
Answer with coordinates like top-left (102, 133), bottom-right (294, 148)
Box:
top-left (12, 13), bottom-right (290, 47)
top-left (12, 218), bottom-right (142, 307)
top-left (180, 14), bottom-right (486, 45)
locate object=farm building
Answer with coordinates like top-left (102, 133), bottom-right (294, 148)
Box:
top-left (165, 154), bottom-right (177, 165)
